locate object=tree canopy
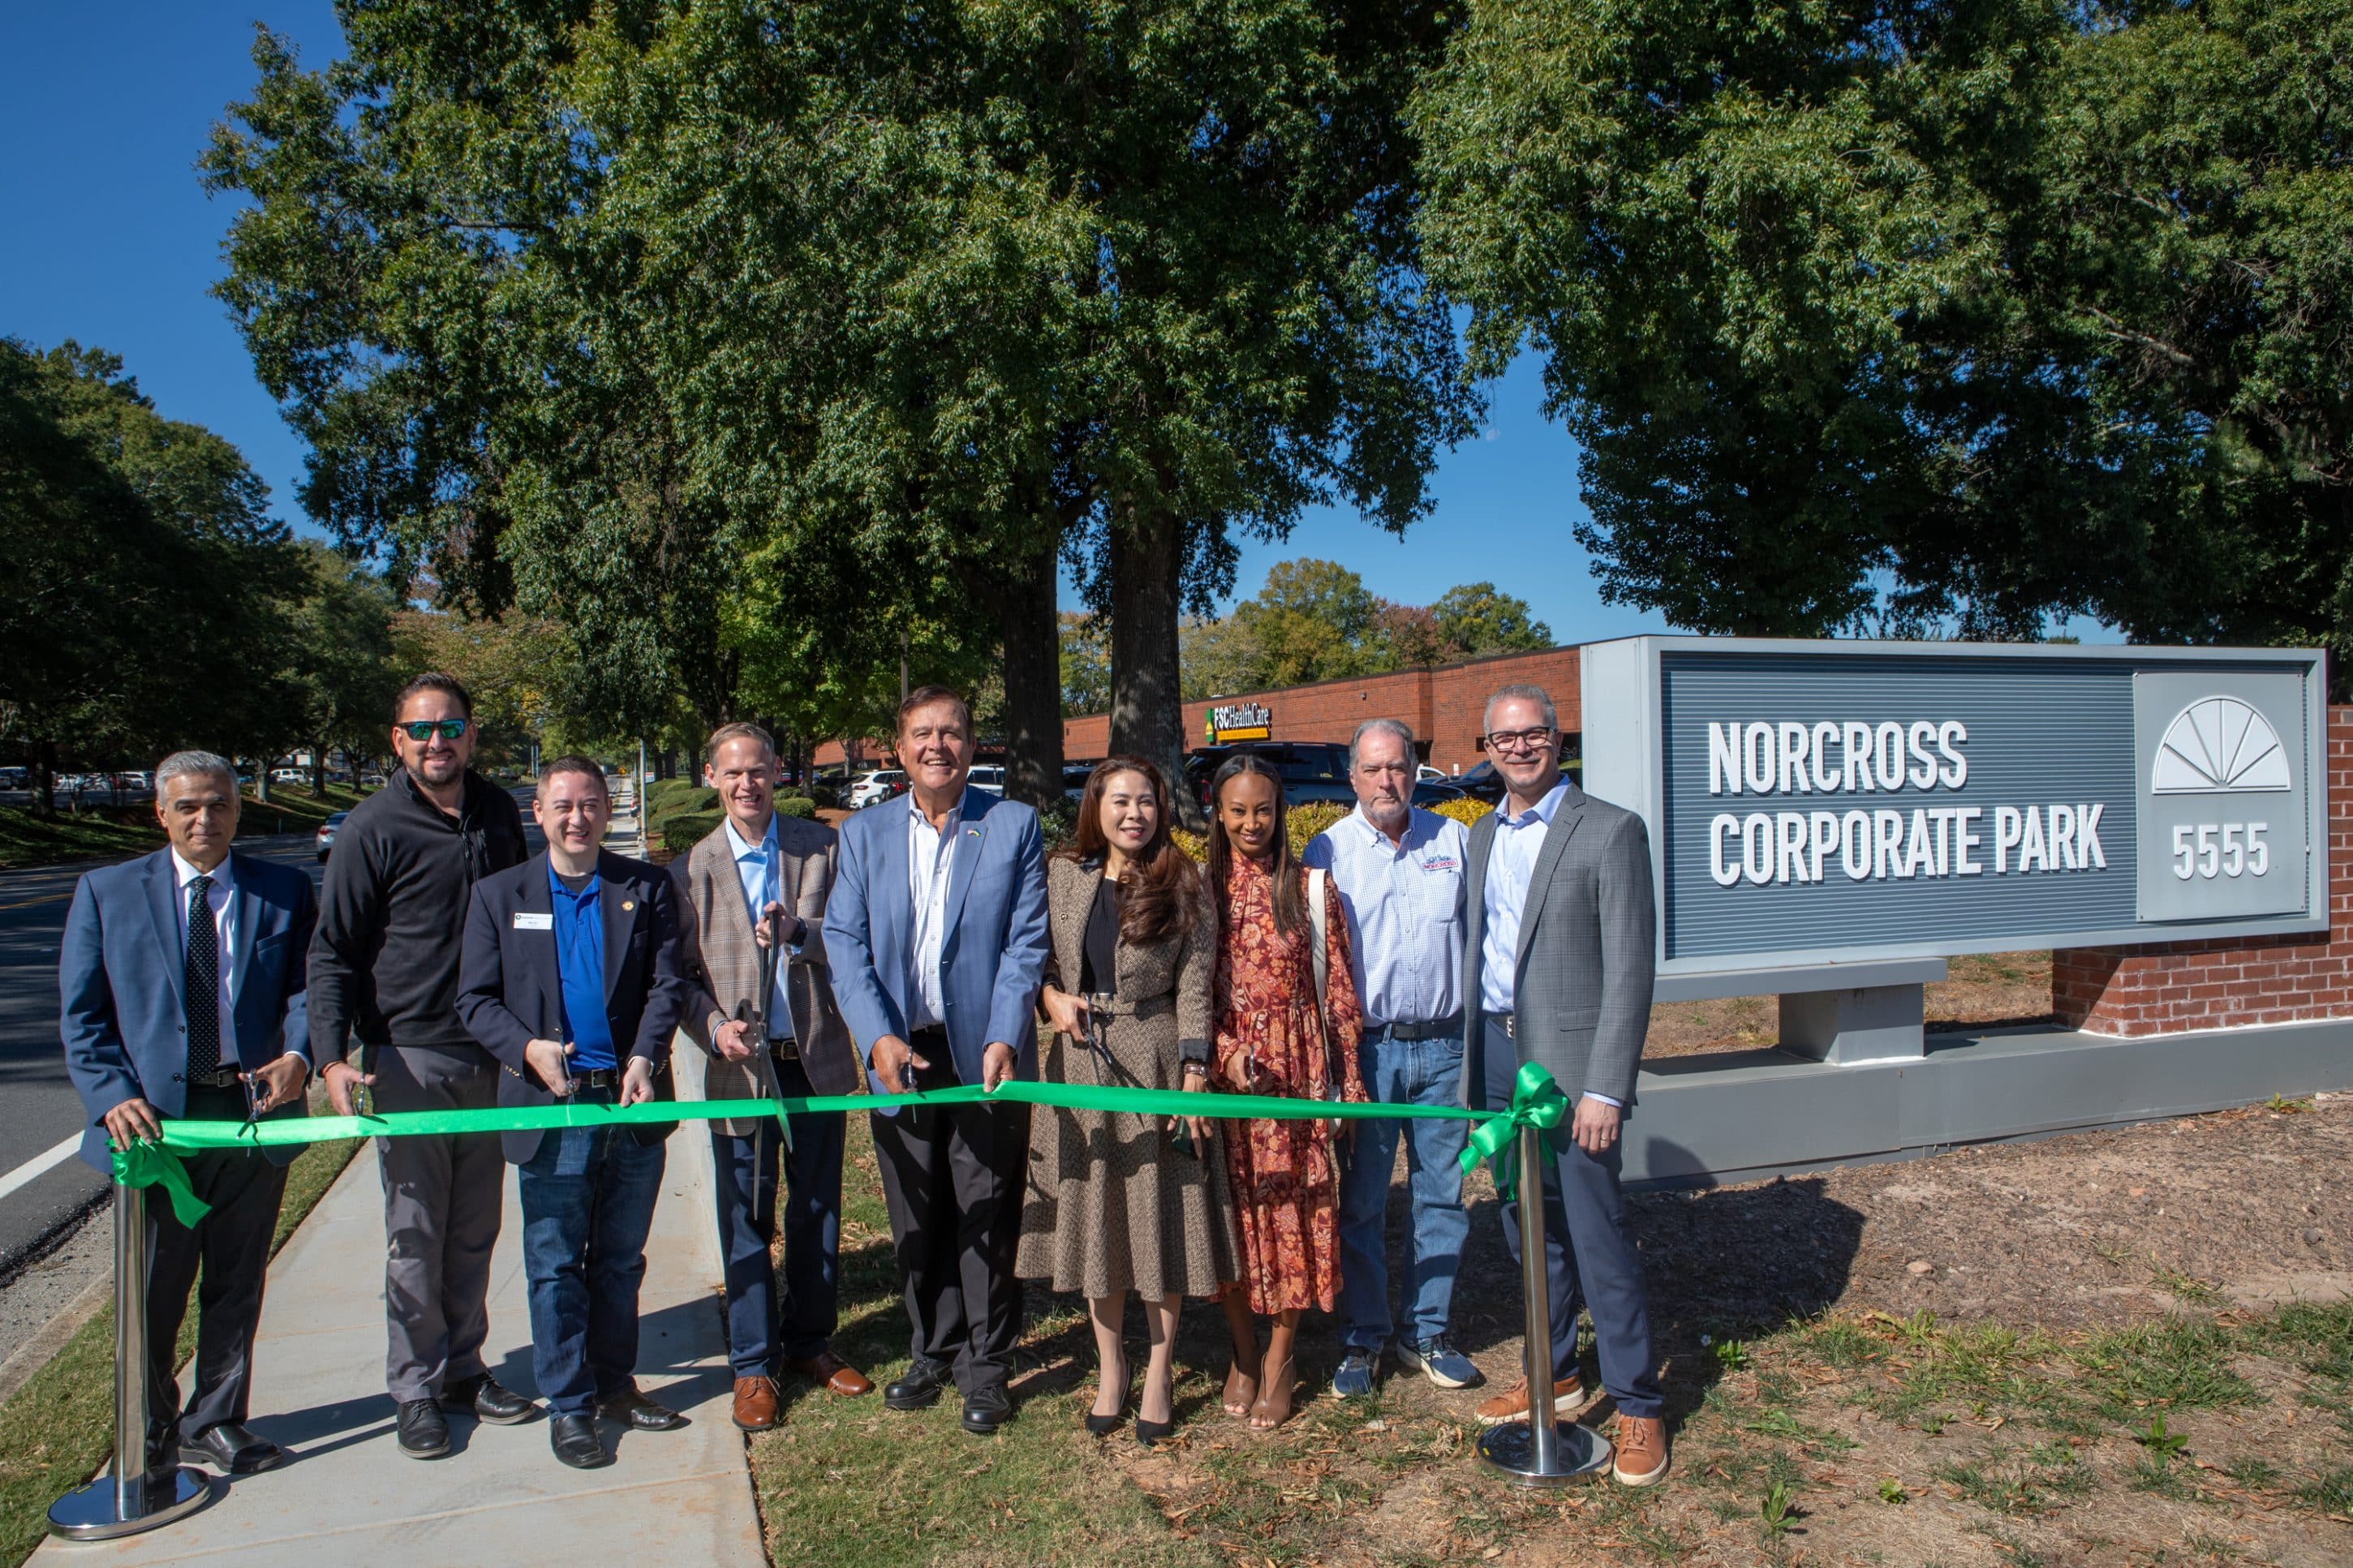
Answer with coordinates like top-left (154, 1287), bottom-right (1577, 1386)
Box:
top-left (1414, 0), bottom-right (2352, 689)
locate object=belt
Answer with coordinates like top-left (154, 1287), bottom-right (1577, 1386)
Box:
top-left (767, 1037), bottom-right (798, 1061)
top-left (568, 1068), bottom-right (624, 1090)
top-left (177, 1066), bottom-right (244, 1090)
top-left (908, 1025), bottom-right (949, 1045)
top-left (1491, 1012), bottom-right (1519, 1040)
top-left (1375, 1015), bottom-right (1463, 1042)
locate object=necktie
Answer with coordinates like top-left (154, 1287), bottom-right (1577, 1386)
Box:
top-left (185, 874), bottom-right (221, 1077)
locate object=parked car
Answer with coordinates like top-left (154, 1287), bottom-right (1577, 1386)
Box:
top-left (1454, 760), bottom-right (1507, 805)
top-left (1061, 763), bottom-right (1097, 801)
top-left (848, 769), bottom-right (906, 810)
top-left (966, 764), bottom-right (1006, 797)
top-left (315, 810), bottom-right (351, 861)
top-left (269, 767), bottom-right (308, 786)
top-left (1184, 742), bottom-right (1463, 812)
top-left (1417, 764), bottom-right (1448, 783)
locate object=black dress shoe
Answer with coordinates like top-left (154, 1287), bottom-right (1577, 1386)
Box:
top-left (599, 1388), bottom-right (688, 1432)
top-left (444, 1373), bottom-right (538, 1425)
top-left (397, 1398), bottom-right (451, 1459)
top-left (884, 1358), bottom-right (951, 1411)
top-left (961, 1385), bottom-right (1013, 1436)
top-left (548, 1412), bottom-right (610, 1469)
top-left (182, 1420), bottom-right (288, 1475)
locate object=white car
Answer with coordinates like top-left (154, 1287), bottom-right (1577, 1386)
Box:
top-left (269, 767), bottom-right (308, 785)
top-left (848, 769), bottom-right (906, 810)
top-left (966, 765), bottom-right (1006, 797)
top-left (1417, 764), bottom-right (1448, 782)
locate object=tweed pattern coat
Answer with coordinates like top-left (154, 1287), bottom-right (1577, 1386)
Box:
top-left (1016, 856), bottom-right (1239, 1300)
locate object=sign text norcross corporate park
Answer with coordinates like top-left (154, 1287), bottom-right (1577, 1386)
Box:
top-left (1702, 720), bottom-right (2114, 888)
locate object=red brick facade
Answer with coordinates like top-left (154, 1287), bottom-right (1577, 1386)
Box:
top-left (2053, 705), bottom-right (2353, 1037)
top-left (1055, 645), bottom-right (1585, 774)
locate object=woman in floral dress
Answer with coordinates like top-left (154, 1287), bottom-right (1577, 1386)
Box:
top-left (1206, 752), bottom-right (1365, 1428)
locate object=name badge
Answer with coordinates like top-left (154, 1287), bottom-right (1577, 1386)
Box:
top-left (513, 912), bottom-right (554, 931)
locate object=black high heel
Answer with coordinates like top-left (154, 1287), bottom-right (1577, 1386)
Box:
top-left (1136, 1373), bottom-right (1176, 1446)
top-left (1085, 1354), bottom-right (1131, 1436)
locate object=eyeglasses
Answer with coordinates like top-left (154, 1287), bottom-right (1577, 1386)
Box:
top-left (398, 720), bottom-right (469, 741)
top-left (1485, 727), bottom-right (1555, 754)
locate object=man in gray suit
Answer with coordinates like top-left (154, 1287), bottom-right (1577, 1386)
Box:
top-left (1460, 682), bottom-right (1668, 1486)
top-left (672, 722), bottom-right (871, 1433)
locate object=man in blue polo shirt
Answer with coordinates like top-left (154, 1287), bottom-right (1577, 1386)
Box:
top-left (457, 757), bottom-right (690, 1470)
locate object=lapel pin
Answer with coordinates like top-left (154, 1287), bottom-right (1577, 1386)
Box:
top-left (622, 900), bottom-right (636, 912)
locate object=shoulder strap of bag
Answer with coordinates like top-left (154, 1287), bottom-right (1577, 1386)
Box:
top-left (1307, 866), bottom-right (1327, 1007)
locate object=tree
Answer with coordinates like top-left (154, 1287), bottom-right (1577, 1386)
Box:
top-left (1414, 0), bottom-right (2353, 690)
top-left (0, 339), bottom-right (305, 805)
top-left (285, 543), bottom-right (401, 793)
top-left (1229, 560), bottom-right (1383, 687)
top-left (1058, 612), bottom-right (1112, 717)
top-left (1432, 582), bottom-right (1551, 655)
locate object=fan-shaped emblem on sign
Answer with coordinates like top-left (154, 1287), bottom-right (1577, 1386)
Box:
top-left (2151, 697), bottom-right (2291, 794)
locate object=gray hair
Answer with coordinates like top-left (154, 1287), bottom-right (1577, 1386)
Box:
top-left (1349, 718), bottom-right (1417, 773)
top-left (157, 750), bottom-right (237, 793)
top-left (1482, 683), bottom-right (1558, 734)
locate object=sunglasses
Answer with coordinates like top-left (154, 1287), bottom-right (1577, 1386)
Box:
top-left (398, 720), bottom-right (470, 741)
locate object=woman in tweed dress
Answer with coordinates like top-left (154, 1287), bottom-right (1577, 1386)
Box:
top-left (1018, 758), bottom-right (1237, 1445)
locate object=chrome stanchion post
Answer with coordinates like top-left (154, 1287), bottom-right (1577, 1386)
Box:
top-left (48, 1173), bottom-right (212, 1540)
top-left (1478, 1123), bottom-right (1611, 1485)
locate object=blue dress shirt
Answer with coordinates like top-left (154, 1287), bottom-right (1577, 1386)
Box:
top-left (724, 814), bottom-right (794, 1038)
top-left (549, 864), bottom-right (616, 1070)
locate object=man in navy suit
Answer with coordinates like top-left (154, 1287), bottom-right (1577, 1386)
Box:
top-left (824, 685), bottom-right (1049, 1435)
top-left (455, 756), bottom-right (690, 1470)
top-left (61, 750), bottom-right (316, 1479)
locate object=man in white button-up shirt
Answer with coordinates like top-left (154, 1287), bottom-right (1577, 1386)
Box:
top-left (1306, 720), bottom-right (1483, 1401)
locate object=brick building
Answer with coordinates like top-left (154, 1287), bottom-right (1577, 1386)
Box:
top-left (1057, 643), bottom-right (1585, 774)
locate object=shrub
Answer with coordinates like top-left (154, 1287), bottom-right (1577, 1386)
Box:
top-left (777, 796), bottom-right (817, 819)
top-left (807, 783), bottom-right (840, 809)
top-left (1432, 795), bottom-right (1493, 828)
top-left (662, 810), bottom-right (724, 855)
top-left (1287, 801), bottom-right (1348, 854)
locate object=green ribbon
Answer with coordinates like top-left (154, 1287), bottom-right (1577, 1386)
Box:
top-left (1455, 1059), bottom-right (1572, 1199)
top-left (110, 1139), bottom-right (212, 1227)
top-left (105, 1066), bottom-right (1575, 1220)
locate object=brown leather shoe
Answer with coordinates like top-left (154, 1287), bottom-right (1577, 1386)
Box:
top-left (1611, 1413), bottom-right (1670, 1486)
top-left (787, 1350), bottom-right (874, 1398)
top-left (1475, 1373), bottom-right (1589, 1426)
top-left (733, 1375), bottom-right (782, 1431)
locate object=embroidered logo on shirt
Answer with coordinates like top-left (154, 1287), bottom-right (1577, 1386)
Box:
top-left (1421, 857), bottom-right (1458, 872)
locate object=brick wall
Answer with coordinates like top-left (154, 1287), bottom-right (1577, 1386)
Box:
top-left (1056, 644), bottom-right (1584, 773)
top-left (2052, 704), bottom-right (2353, 1037)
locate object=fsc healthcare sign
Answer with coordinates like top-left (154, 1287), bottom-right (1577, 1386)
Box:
top-left (1580, 638), bottom-right (2327, 974)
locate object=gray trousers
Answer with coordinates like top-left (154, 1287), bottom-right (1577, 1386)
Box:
top-left (373, 1043), bottom-right (505, 1403)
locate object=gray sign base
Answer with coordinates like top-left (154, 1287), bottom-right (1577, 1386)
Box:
top-left (1624, 1016), bottom-right (2353, 1191)
top-left (1478, 1420), bottom-right (1613, 1486)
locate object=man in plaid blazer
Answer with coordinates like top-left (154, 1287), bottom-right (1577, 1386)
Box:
top-left (1459, 682), bottom-right (1668, 1487)
top-left (671, 722), bottom-right (871, 1432)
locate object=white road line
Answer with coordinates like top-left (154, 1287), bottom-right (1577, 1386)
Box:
top-left (0, 1133), bottom-right (84, 1205)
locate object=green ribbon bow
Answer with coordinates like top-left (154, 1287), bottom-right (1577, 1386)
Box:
top-left (111, 1139), bottom-right (212, 1226)
top-left (106, 1065), bottom-right (1576, 1214)
top-left (1456, 1059), bottom-right (1571, 1198)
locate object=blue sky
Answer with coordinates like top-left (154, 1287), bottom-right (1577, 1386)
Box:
top-left (0, 6), bottom-right (2101, 647)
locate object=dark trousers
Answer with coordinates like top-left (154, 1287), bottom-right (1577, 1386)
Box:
top-left (711, 1053), bottom-right (846, 1377)
top-left (1477, 1017), bottom-right (1663, 1420)
top-left (373, 1043), bottom-right (505, 1402)
top-left (867, 1039), bottom-right (1030, 1393)
top-left (144, 1084), bottom-right (288, 1464)
top-left (517, 1104), bottom-right (667, 1417)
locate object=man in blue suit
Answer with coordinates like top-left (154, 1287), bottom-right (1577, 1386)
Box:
top-left (455, 756), bottom-right (691, 1471)
top-left (61, 750), bottom-right (316, 1479)
top-left (824, 686), bottom-right (1048, 1435)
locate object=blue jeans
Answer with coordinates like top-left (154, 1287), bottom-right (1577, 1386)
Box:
top-left (1336, 1025), bottom-right (1472, 1353)
top-left (518, 1116), bottom-right (667, 1416)
top-left (711, 1054), bottom-right (846, 1375)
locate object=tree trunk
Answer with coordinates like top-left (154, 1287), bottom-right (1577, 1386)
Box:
top-left (1108, 505), bottom-right (1198, 827)
top-left (996, 538), bottom-right (1065, 811)
top-left (34, 741), bottom-right (56, 821)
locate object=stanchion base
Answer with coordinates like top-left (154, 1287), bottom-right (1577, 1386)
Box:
top-left (47, 1468), bottom-right (212, 1541)
top-left (1477, 1420), bottom-right (1613, 1488)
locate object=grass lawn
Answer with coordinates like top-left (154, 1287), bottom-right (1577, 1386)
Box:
top-left (235, 782), bottom-right (373, 836)
top-left (746, 1109), bottom-right (2353, 1566)
top-left (0, 808), bottom-right (161, 870)
top-left (0, 1132), bottom-right (359, 1566)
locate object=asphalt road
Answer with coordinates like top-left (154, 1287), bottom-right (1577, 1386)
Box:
top-left (0, 790), bottom-right (544, 1274)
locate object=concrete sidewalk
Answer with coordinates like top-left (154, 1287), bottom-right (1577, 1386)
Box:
top-left (36, 1085), bottom-right (763, 1566)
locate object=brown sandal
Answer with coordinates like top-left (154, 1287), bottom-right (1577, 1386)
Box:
top-left (1247, 1355), bottom-right (1297, 1429)
top-left (1222, 1360), bottom-right (1259, 1419)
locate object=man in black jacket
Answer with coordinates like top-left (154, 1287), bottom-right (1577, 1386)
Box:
top-left (457, 756), bottom-right (690, 1469)
top-left (309, 672), bottom-right (536, 1458)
